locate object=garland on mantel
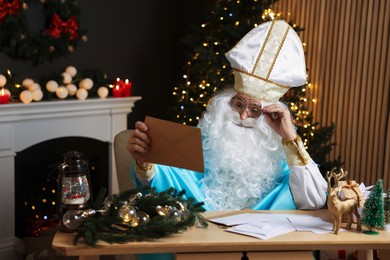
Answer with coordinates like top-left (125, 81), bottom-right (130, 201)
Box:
top-left (0, 66), bottom-right (114, 103)
top-left (0, 66), bottom-right (135, 104)
top-left (0, 0), bottom-right (86, 64)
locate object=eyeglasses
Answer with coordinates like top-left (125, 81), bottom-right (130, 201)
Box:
top-left (229, 95), bottom-right (263, 118)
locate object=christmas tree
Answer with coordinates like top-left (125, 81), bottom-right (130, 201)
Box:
top-left (170, 0), bottom-right (340, 174)
top-left (361, 179), bottom-right (385, 234)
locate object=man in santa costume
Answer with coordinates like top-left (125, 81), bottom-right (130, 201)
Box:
top-left (128, 20), bottom-right (327, 212)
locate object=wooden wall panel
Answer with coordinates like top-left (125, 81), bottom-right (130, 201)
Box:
top-left (273, 0), bottom-right (390, 189)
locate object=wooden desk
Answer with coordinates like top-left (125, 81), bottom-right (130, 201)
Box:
top-left (52, 210), bottom-right (390, 260)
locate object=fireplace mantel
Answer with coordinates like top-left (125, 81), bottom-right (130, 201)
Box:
top-left (0, 97), bottom-right (141, 258)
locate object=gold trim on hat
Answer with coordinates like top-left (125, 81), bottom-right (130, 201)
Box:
top-left (233, 70), bottom-right (289, 103)
top-left (252, 21), bottom-right (275, 75)
top-left (267, 24), bottom-right (290, 79)
top-left (233, 68), bottom-right (290, 89)
top-left (253, 20), bottom-right (290, 80)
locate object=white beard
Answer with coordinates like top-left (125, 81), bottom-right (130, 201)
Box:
top-left (197, 89), bottom-right (286, 210)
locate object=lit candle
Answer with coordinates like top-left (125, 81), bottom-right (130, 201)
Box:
top-left (0, 88), bottom-right (9, 104)
top-left (112, 77), bottom-right (125, 97)
top-left (123, 79), bottom-right (132, 97)
top-left (112, 84), bottom-right (123, 98)
top-left (114, 78), bottom-right (124, 88)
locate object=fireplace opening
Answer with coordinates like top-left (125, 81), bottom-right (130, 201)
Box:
top-left (15, 137), bottom-right (109, 238)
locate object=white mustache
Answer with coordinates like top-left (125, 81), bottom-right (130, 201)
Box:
top-left (231, 112), bottom-right (258, 128)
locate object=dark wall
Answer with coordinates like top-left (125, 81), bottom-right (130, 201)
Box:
top-left (0, 0), bottom-right (207, 128)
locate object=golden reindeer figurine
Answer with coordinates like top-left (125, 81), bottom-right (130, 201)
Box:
top-left (326, 168), bottom-right (363, 234)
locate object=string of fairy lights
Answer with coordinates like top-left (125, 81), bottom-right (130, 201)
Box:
top-left (288, 82), bottom-right (317, 149)
top-left (172, 3), bottom-right (317, 149)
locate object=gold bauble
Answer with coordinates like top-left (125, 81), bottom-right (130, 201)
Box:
top-left (118, 205), bottom-right (137, 224)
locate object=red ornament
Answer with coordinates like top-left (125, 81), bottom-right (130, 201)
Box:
top-left (0, 0), bottom-right (21, 22)
top-left (46, 14), bottom-right (79, 40)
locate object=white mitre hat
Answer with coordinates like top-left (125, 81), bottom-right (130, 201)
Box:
top-left (225, 20), bottom-right (306, 103)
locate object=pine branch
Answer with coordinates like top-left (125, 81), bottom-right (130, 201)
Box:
top-left (73, 187), bottom-right (207, 247)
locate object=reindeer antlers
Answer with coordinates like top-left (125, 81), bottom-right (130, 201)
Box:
top-left (326, 167), bottom-right (349, 189)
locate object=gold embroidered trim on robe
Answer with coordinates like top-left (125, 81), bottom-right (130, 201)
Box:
top-left (282, 135), bottom-right (310, 166)
top-left (135, 161), bottom-right (155, 183)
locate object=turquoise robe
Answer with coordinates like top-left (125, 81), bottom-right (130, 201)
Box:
top-left (130, 161), bottom-right (296, 210)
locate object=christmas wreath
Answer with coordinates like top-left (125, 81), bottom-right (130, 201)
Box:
top-left (68, 187), bottom-right (208, 247)
top-left (0, 0), bottom-right (86, 64)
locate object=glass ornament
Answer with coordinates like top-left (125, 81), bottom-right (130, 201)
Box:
top-left (137, 211), bottom-right (150, 225)
top-left (118, 204), bottom-right (137, 224)
top-left (156, 205), bottom-right (183, 222)
top-left (129, 216), bottom-right (139, 227)
top-left (176, 201), bottom-right (185, 210)
top-left (103, 195), bottom-right (114, 211)
top-left (129, 192), bottom-right (142, 203)
top-left (180, 208), bottom-right (190, 221)
top-left (172, 210), bottom-right (182, 223)
top-left (62, 209), bottom-right (95, 230)
top-left (176, 201), bottom-right (190, 220)
top-left (156, 205), bottom-right (170, 216)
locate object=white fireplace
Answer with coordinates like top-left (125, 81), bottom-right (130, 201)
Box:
top-left (0, 96), bottom-right (141, 259)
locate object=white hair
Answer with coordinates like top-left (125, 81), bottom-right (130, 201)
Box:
top-left (197, 88), bottom-right (287, 210)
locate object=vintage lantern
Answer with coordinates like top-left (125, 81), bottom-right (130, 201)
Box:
top-left (57, 151), bottom-right (92, 231)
